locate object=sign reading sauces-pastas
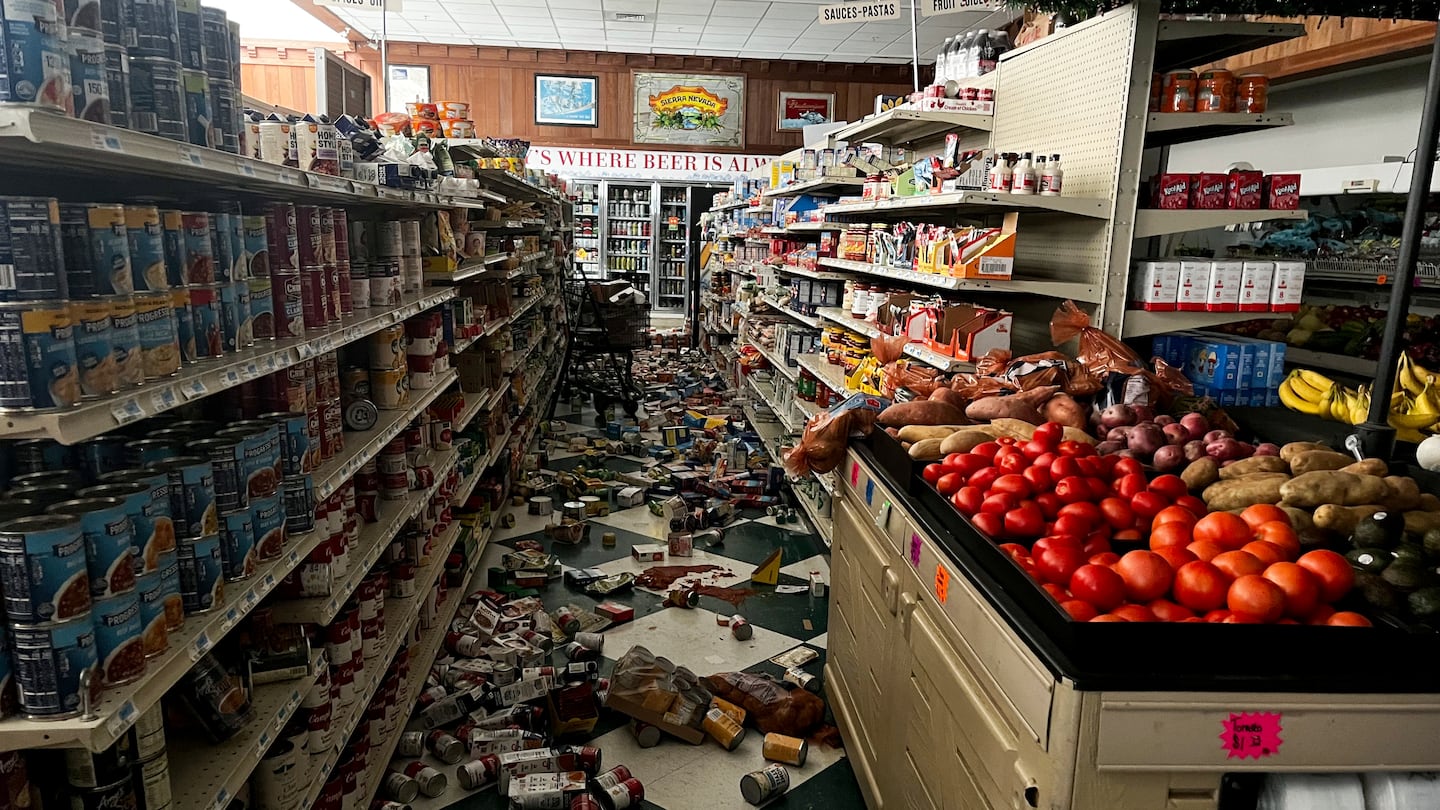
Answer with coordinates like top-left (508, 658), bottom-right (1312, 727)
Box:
top-left (818, 1), bottom-right (901, 23)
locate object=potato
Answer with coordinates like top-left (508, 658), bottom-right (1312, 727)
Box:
top-left (1041, 393), bottom-right (1088, 430)
top-left (908, 438), bottom-right (946, 461)
top-left (965, 396), bottom-right (1043, 424)
top-left (1061, 427), bottom-right (1096, 445)
top-left (1278, 505), bottom-right (1315, 532)
top-left (1280, 471), bottom-right (1360, 508)
top-left (1280, 442), bottom-right (1331, 464)
top-left (1289, 449), bottom-right (1354, 476)
top-left (879, 400), bottom-right (967, 427)
top-left (1381, 476), bottom-right (1423, 512)
top-left (939, 429), bottom-right (995, 455)
top-left (927, 388), bottom-right (968, 410)
top-left (1404, 511), bottom-right (1440, 536)
top-left (1203, 474), bottom-right (1289, 511)
top-left (897, 425), bottom-right (965, 443)
top-left (1421, 493), bottom-right (1440, 512)
top-left (1350, 475), bottom-right (1390, 506)
top-left (1182, 458), bottom-right (1221, 492)
top-left (1313, 504), bottom-right (1386, 536)
top-left (1341, 458), bottom-right (1389, 477)
top-left (987, 418), bottom-right (1037, 441)
top-left (1219, 456), bottom-right (1290, 480)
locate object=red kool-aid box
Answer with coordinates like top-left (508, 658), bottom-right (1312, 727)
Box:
top-left (1152, 173), bottom-right (1191, 209)
top-left (1226, 170), bottom-right (1264, 210)
top-left (1190, 172), bottom-right (1229, 210)
top-left (1265, 173), bottom-right (1301, 210)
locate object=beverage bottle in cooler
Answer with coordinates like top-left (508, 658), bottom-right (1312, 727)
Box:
top-left (933, 37), bottom-right (952, 86)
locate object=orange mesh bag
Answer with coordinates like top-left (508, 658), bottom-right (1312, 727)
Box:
top-left (1050, 300), bottom-right (1144, 374)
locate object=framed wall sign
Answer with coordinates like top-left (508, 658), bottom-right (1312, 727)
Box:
top-left (633, 71), bottom-right (745, 148)
top-left (778, 90), bottom-right (836, 131)
top-left (535, 74), bottom-right (599, 127)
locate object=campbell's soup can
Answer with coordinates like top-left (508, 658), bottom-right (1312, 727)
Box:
top-left (295, 121), bottom-right (340, 175)
top-left (102, 43), bottom-right (130, 129)
top-left (271, 270), bottom-right (303, 339)
top-left (257, 120), bottom-right (297, 167)
top-left (300, 266), bottom-right (325, 330)
top-left (294, 205), bottom-right (323, 267)
top-left (265, 202), bottom-right (298, 270)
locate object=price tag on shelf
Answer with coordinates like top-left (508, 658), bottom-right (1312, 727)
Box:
top-left (223, 607), bottom-right (239, 630)
top-left (294, 343), bottom-right (315, 360)
top-left (934, 564), bottom-right (950, 604)
top-left (178, 146), bottom-right (205, 167)
top-left (255, 731), bottom-right (271, 757)
top-left (214, 789), bottom-right (229, 810)
top-left (90, 128), bottom-right (123, 152)
top-left (243, 589), bottom-right (258, 609)
top-left (262, 574), bottom-right (277, 591)
top-left (111, 398), bottom-right (144, 425)
top-left (241, 362), bottom-right (260, 380)
top-left (221, 369), bottom-right (241, 387)
top-left (103, 700), bottom-right (138, 740)
top-left (180, 378), bottom-right (208, 399)
top-left (236, 158), bottom-right (256, 177)
top-left (190, 632), bottom-right (212, 661)
top-left (150, 387), bottom-right (177, 413)
top-left (287, 549), bottom-right (300, 565)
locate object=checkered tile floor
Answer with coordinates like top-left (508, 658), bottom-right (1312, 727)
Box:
top-left (448, 408), bottom-right (866, 810)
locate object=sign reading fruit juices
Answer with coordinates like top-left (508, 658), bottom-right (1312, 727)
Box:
top-left (526, 147), bottom-right (773, 182)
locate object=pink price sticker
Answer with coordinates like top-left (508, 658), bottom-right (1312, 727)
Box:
top-left (850, 462), bottom-right (860, 487)
top-left (1220, 712), bottom-right (1283, 759)
top-left (910, 533), bottom-right (922, 567)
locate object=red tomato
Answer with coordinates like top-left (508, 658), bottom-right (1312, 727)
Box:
top-left (1085, 477), bottom-right (1112, 500)
top-left (1204, 609), bottom-right (1233, 623)
top-left (1263, 562), bottom-right (1320, 619)
top-left (1090, 614), bottom-right (1128, 622)
top-left (1326, 611), bottom-right (1373, 627)
top-left (1018, 558), bottom-right (1042, 581)
top-left (1241, 540), bottom-right (1287, 567)
top-left (1069, 564), bottom-right (1126, 611)
top-left (1053, 514), bottom-right (1091, 538)
top-left (1186, 540), bottom-right (1225, 562)
top-left (1148, 474), bottom-right (1189, 501)
top-left (1076, 456), bottom-right (1104, 477)
top-left (1061, 600), bottom-right (1099, 621)
top-left (1022, 440), bottom-right (1052, 460)
top-left (998, 452), bottom-right (1029, 474)
top-left (1004, 503), bottom-right (1046, 539)
top-left (972, 442), bottom-right (1001, 459)
top-left (968, 467), bottom-right (1001, 492)
top-left (1116, 472), bottom-right (1154, 499)
top-left (997, 436), bottom-right (1018, 446)
top-left (1227, 575), bottom-right (1286, 623)
top-left (1253, 521), bottom-right (1301, 560)
top-left (1033, 535), bottom-right (1082, 556)
top-left (1307, 604), bottom-right (1336, 625)
top-left (1035, 492), bottom-right (1063, 519)
top-left (1099, 498), bottom-right (1135, 530)
top-left (972, 512), bottom-right (1005, 538)
top-left (1113, 550), bottom-right (1175, 602)
top-left (991, 474), bottom-right (1032, 499)
top-left (1110, 604), bottom-right (1158, 623)
top-left (1240, 503), bottom-right (1290, 530)
top-left (1040, 582), bottom-right (1069, 601)
top-left (1088, 551), bottom-right (1121, 566)
top-left (1053, 476), bottom-right (1089, 504)
top-left (1212, 550), bottom-right (1266, 581)
top-left (1152, 505), bottom-right (1199, 530)
top-left (980, 492), bottom-right (1018, 515)
top-left (1022, 466), bottom-right (1053, 493)
top-left (936, 472), bottom-right (964, 497)
top-left (1032, 452), bottom-right (1058, 471)
top-left (1174, 495), bottom-right (1209, 518)
top-left (1057, 440), bottom-right (1086, 457)
top-left (1058, 502), bottom-right (1102, 528)
top-left (1112, 528), bottom-right (1144, 544)
top-left (1034, 545), bottom-right (1087, 585)
top-left (950, 454), bottom-right (992, 478)
top-left (943, 453), bottom-right (968, 466)
top-left (1082, 537), bottom-right (1113, 557)
top-left (1032, 422), bottom-right (1063, 449)
top-left (1148, 521), bottom-right (1193, 551)
top-left (923, 464), bottom-right (945, 484)
top-left (1129, 491), bottom-right (1168, 519)
top-left (951, 486), bottom-right (985, 516)
top-left (998, 543), bottom-right (1030, 561)
top-left (1152, 545), bottom-right (1198, 572)
top-left (1192, 512), bottom-right (1252, 551)
top-left (1224, 611), bottom-right (1263, 624)
top-left (1173, 561), bottom-right (1229, 612)
top-left (1050, 457), bottom-right (1081, 481)
top-left (1111, 457), bottom-right (1144, 479)
top-left (1147, 599), bottom-right (1196, 622)
top-left (1296, 550), bottom-right (1355, 603)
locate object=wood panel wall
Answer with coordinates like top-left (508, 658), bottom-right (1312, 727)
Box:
top-left (240, 42), bottom-right (914, 154)
top-left (1201, 16), bottom-right (1435, 82)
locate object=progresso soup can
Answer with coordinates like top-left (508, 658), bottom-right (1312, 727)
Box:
top-left (91, 589), bottom-right (145, 687)
top-left (0, 0), bottom-right (70, 110)
top-left (218, 508), bottom-right (255, 580)
top-left (210, 77), bottom-right (240, 155)
top-left (96, 468), bottom-right (175, 572)
top-left (9, 615), bottom-right (100, 720)
top-left (216, 280), bottom-right (241, 352)
top-left (0, 301), bottom-right (80, 410)
top-left (247, 275), bottom-right (274, 341)
top-left (134, 291), bottom-right (180, 379)
top-left (124, 205), bottom-right (169, 292)
top-left (155, 549), bottom-right (183, 631)
top-left (127, 0), bottom-right (178, 60)
top-left (68, 26), bottom-right (109, 123)
top-left (110, 295), bottom-right (143, 389)
top-left (250, 493), bottom-right (285, 560)
top-left (185, 437), bottom-right (242, 515)
top-left (170, 286), bottom-right (197, 364)
top-left (220, 421), bottom-right (282, 500)
top-left (128, 56), bottom-right (185, 141)
top-left (188, 283), bottom-right (223, 360)
top-left (181, 212), bottom-right (213, 284)
top-left (181, 68), bottom-right (211, 148)
top-left (44, 497), bottom-right (134, 598)
top-left (175, 533), bottom-right (222, 613)
top-left (0, 197), bottom-right (66, 302)
top-left (103, 44), bottom-right (129, 128)
top-left (133, 564), bottom-right (169, 656)
top-left (160, 209), bottom-right (185, 287)
top-left (173, 0), bottom-right (201, 70)
top-left (0, 514), bottom-right (91, 623)
top-left (144, 455), bottom-right (217, 537)
top-left (60, 203), bottom-right (131, 298)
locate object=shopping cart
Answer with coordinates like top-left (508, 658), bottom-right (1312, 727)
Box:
top-left (558, 275), bottom-right (647, 418)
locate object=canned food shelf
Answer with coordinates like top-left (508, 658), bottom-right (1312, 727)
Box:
top-left (0, 288), bottom-right (457, 446)
top-left (165, 648), bottom-right (324, 810)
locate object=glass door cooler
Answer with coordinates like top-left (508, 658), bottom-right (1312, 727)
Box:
top-left (655, 185), bottom-right (690, 313)
top-left (572, 180), bottom-right (602, 279)
top-left (603, 181), bottom-right (654, 300)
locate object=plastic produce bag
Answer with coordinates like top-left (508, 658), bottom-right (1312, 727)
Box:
top-left (702, 671), bottom-right (826, 736)
top-left (882, 361), bottom-right (941, 399)
top-left (783, 393), bottom-right (888, 476)
top-left (872, 333), bottom-right (906, 365)
top-left (1051, 300), bottom-right (1144, 375)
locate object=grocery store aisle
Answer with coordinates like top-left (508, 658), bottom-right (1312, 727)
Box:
top-left (450, 405), bottom-right (866, 810)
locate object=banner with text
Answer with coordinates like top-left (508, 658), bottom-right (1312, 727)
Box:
top-left (919, 0), bottom-right (1002, 15)
top-left (526, 147), bottom-right (773, 182)
top-left (315, 0), bottom-right (403, 12)
top-left (818, 1), bottom-right (901, 24)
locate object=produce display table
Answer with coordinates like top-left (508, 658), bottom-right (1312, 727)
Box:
top-left (825, 444), bottom-right (1440, 810)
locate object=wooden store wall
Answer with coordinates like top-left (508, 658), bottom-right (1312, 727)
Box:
top-left (241, 42), bottom-right (914, 154)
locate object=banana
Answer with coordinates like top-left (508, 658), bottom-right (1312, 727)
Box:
top-left (1411, 381), bottom-right (1440, 419)
top-left (1286, 370), bottom-right (1328, 401)
top-left (1296, 369), bottom-right (1339, 394)
top-left (1396, 426), bottom-right (1430, 444)
top-left (1351, 389), bottom-right (1371, 426)
top-left (1331, 387), bottom-right (1356, 423)
top-left (1280, 377), bottom-right (1329, 416)
top-left (1401, 353), bottom-right (1436, 398)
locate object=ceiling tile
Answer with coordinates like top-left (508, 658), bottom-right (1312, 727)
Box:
top-left (745, 35), bottom-right (797, 49)
top-left (693, 48), bottom-right (740, 56)
top-left (710, 0), bottom-right (761, 14)
top-left (547, 0), bottom-right (603, 8)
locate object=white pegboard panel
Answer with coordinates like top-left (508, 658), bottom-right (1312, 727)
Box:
top-left (1012, 213), bottom-right (1112, 291)
top-left (992, 7), bottom-right (1140, 204)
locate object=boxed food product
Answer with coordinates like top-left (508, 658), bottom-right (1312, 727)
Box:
top-left (1206, 260), bottom-right (1243, 312)
top-left (1271, 260), bottom-right (1306, 311)
top-left (1152, 173), bottom-right (1192, 209)
top-left (1184, 337), bottom-right (1244, 389)
top-left (1265, 173), bottom-right (1301, 210)
top-left (1227, 169), bottom-right (1264, 209)
top-left (630, 544), bottom-right (666, 562)
top-left (1132, 260), bottom-right (1180, 311)
top-left (1239, 260), bottom-right (1276, 312)
top-left (1190, 172), bottom-right (1229, 210)
top-left (1176, 258), bottom-right (1211, 311)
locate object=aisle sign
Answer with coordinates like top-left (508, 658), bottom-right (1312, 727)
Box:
top-left (526, 146), bottom-right (772, 182)
top-left (818, 1), bottom-right (901, 24)
top-left (919, 0), bottom-right (1003, 16)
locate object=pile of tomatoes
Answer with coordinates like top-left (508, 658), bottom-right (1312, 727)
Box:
top-left (923, 422), bottom-right (1368, 624)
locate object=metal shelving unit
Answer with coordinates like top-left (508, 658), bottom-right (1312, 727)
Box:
top-left (832, 108), bottom-right (994, 145)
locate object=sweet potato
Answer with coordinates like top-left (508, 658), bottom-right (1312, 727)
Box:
top-left (1421, 493), bottom-right (1440, 512)
top-left (1219, 456), bottom-right (1289, 480)
top-left (1313, 504), bottom-right (1386, 536)
top-left (879, 400), bottom-right (967, 427)
top-left (1041, 393), bottom-right (1088, 429)
top-left (1288, 449), bottom-right (1354, 476)
top-left (1280, 471), bottom-right (1378, 508)
top-left (1203, 474), bottom-right (1288, 511)
top-left (1341, 458), bottom-right (1389, 477)
top-left (1062, 427), bottom-right (1096, 445)
top-left (1280, 442), bottom-right (1331, 464)
top-left (964, 395), bottom-right (1042, 424)
top-left (939, 429), bottom-right (995, 455)
top-left (1382, 476), bottom-right (1423, 512)
top-left (927, 388), bottom-right (968, 411)
top-left (897, 425), bottom-right (965, 443)
top-left (986, 418), bottom-right (1037, 441)
top-left (908, 438), bottom-right (946, 461)
top-left (1404, 511), bottom-right (1440, 536)
top-left (1182, 458), bottom-right (1221, 492)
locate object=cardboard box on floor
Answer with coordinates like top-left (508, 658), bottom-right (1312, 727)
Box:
top-left (603, 690), bottom-right (707, 745)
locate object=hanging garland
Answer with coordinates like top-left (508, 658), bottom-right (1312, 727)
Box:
top-left (1003, 1), bottom-right (1440, 21)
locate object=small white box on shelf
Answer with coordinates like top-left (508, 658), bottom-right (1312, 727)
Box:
top-left (1271, 260), bottom-right (1306, 312)
top-left (1132, 260), bottom-right (1180, 311)
top-left (1206, 260), bottom-right (1244, 312)
top-left (1239, 261), bottom-right (1276, 312)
